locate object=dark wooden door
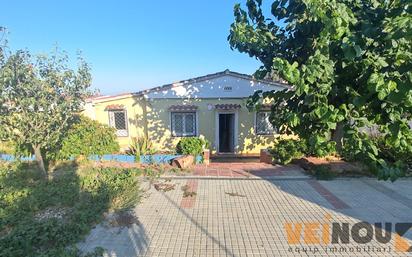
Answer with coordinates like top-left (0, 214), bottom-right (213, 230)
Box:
top-left (219, 114), bottom-right (234, 152)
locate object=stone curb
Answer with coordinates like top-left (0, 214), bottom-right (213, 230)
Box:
top-left (159, 175), bottom-right (311, 181)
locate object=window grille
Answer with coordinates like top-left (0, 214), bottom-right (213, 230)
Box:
top-left (109, 110), bottom-right (128, 137)
top-left (256, 111), bottom-right (275, 135)
top-left (171, 112), bottom-right (196, 137)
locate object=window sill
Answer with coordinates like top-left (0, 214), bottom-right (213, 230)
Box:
top-left (115, 131), bottom-right (129, 137)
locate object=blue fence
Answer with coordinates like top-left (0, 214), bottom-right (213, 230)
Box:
top-left (88, 154), bottom-right (189, 164)
top-left (0, 154), bottom-right (202, 164)
top-left (0, 154), bottom-right (35, 162)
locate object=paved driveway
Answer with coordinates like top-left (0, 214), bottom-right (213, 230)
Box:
top-left (79, 164), bottom-right (412, 257)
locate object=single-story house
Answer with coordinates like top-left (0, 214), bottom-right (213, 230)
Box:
top-left (83, 70), bottom-right (289, 155)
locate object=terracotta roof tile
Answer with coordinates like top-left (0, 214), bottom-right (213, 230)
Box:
top-left (104, 104), bottom-right (125, 111)
top-left (215, 104), bottom-right (242, 110)
top-left (168, 105), bottom-right (198, 111)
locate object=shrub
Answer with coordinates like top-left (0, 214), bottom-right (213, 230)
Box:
top-left (57, 116), bottom-right (119, 160)
top-left (342, 134), bottom-right (411, 179)
top-left (307, 135), bottom-right (336, 157)
top-left (374, 136), bottom-right (412, 172)
top-left (126, 136), bottom-right (156, 163)
top-left (269, 138), bottom-right (307, 165)
top-left (341, 132), bottom-right (378, 163)
top-left (0, 141), bottom-right (33, 158)
top-left (176, 137), bottom-right (209, 156)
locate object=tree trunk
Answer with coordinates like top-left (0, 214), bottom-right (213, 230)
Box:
top-left (34, 145), bottom-right (48, 178)
top-left (332, 122), bottom-right (345, 152)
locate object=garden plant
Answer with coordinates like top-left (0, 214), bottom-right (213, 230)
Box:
top-left (57, 116), bottom-right (120, 160)
top-left (176, 137), bottom-right (210, 156)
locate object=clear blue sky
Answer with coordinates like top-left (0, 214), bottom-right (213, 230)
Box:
top-left (1, 0), bottom-right (262, 94)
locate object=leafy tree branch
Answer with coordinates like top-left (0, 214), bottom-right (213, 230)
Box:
top-left (229, 0), bottom-right (412, 180)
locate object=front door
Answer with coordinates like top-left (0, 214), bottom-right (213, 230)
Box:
top-left (218, 113), bottom-right (235, 153)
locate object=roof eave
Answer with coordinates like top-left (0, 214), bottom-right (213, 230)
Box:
top-left (135, 70), bottom-right (291, 96)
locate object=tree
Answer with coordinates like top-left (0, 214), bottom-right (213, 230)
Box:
top-left (0, 49), bottom-right (91, 178)
top-left (229, 0), bottom-right (411, 180)
top-left (0, 27), bottom-right (7, 75)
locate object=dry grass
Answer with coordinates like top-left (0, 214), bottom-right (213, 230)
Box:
top-left (0, 141), bottom-right (14, 154)
top-left (181, 185), bottom-right (196, 198)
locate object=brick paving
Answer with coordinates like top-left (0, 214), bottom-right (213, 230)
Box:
top-left (180, 179), bottom-right (198, 209)
top-left (79, 168), bottom-right (412, 257)
top-left (188, 162), bottom-right (306, 179)
top-left (307, 180), bottom-right (350, 210)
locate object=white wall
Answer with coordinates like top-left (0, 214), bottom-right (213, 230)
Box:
top-left (83, 102), bottom-right (96, 120)
top-left (145, 74), bottom-right (286, 99)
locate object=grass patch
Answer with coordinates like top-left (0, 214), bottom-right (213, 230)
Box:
top-left (0, 162), bottom-right (141, 257)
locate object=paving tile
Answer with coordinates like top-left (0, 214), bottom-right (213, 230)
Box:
top-left (362, 179), bottom-right (412, 209)
top-left (79, 176), bottom-right (412, 257)
top-left (307, 180), bottom-right (350, 209)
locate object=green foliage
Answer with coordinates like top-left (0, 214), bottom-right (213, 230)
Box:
top-left (126, 136), bottom-right (156, 163)
top-left (0, 47), bottom-right (92, 176)
top-left (341, 130), bottom-right (380, 164)
top-left (57, 116), bottom-right (119, 160)
top-left (269, 138), bottom-right (307, 165)
top-left (176, 137), bottom-right (209, 156)
top-left (307, 135), bottom-right (336, 158)
top-left (0, 141), bottom-right (14, 154)
top-left (374, 136), bottom-right (412, 171)
top-left (13, 142), bottom-right (34, 158)
top-left (342, 132), bottom-right (411, 180)
top-left (0, 27), bottom-right (5, 64)
top-left (230, 0), bottom-right (412, 180)
top-left (0, 163), bottom-right (140, 256)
